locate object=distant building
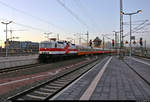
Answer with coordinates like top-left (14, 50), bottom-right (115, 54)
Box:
top-left (93, 37), bottom-right (102, 47)
top-left (5, 41), bottom-right (39, 53)
top-left (20, 41), bottom-right (39, 52)
top-left (7, 41), bottom-right (20, 49)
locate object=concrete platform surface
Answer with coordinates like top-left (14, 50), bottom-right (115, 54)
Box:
top-left (0, 54), bottom-right (38, 69)
top-left (0, 54), bottom-right (38, 62)
top-left (52, 56), bottom-right (150, 100)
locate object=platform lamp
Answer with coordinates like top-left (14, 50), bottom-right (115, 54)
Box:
top-left (121, 10), bottom-right (142, 56)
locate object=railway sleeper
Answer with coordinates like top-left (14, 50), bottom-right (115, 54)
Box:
top-left (40, 88), bottom-right (57, 93)
top-left (48, 83), bottom-right (65, 87)
top-left (26, 94), bottom-right (46, 100)
top-left (18, 94), bottom-right (43, 100)
top-left (34, 90), bottom-right (52, 95)
top-left (44, 85), bottom-right (61, 90)
top-left (36, 89), bottom-right (54, 94)
top-left (59, 78), bottom-right (74, 81)
top-left (52, 81), bottom-right (68, 86)
top-left (52, 81), bottom-right (69, 86)
top-left (28, 92), bottom-right (48, 97)
top-left (55, 79), bottom-right (71, 83)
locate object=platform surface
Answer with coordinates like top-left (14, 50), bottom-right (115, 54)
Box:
top-left (0, 54), bottom-right (38, 69)
top-left (0, 54), bottom-right (38, 62)
top-left (52, 56), bottom-right (150, 100)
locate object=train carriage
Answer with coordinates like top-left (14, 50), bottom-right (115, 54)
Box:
top-left (39, 40), bottom-right (115, 63)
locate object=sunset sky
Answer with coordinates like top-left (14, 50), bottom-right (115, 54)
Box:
top-left (0, 0), bottom-right (150, 47)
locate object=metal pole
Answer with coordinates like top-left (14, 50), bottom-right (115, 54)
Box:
top-left (120, 0), bottom-right (123, 56)
top-left (1, 22), bottom-right (12, 57)
top-left (79, 34), bottom-right (81, 45)
top-left (115, 32), bottom-right (117, 56)
top-left (6, 24), bottom-right (8, 57)
top-left (87, 31), bottom-right (89, 47)
top-left (115, 32), bottom-right (117, 49)
top-left (103, 36), bottom-right (104, 51)
top-left (74, 39), bottom-right (75, 44)
top-left (117, 34), bottom-right (119, 56)
top-left (144, 40), bottom-right (146, 56)
top-left (57, 34), bottom-right (59, 41)
top-left (129, 15), bottom-right (132, 56)
top-left (74, 34), bottom-right (76, 44)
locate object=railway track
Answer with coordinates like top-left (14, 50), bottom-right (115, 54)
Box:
top-left (0, 63), bottom-right (43, 74)
top-left (7, 57), bottom-right (103, 101)
top-left (0, 56), bottom-right (96, 74)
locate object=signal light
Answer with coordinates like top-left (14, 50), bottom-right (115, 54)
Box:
top-left (125, 41), bottom-right (128, 44)
top-left (139, 38), bottom-right (143, 46)
top-left (112, 39), bottom-right (114, 47)
top-left (133, 40), bottom-right (136, 44)
top-left (89, 40), bottom-right (92, 47)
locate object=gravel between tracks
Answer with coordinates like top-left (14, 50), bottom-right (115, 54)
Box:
top-left (0, 57), bottom-right (89, 79)
top-left (0, 56), bottom-right (103, 100)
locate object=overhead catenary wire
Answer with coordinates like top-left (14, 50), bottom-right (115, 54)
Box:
top-left (73, 0), bottom-right (98, 31)
top-left (132, 20), bottom-right (149, 31)
top-left (124, 20), bottom-right (149, 37)
top-left (0, 18), bottom-right (48, 32)
top-left (13, 22), bottom-right (47, 32)
top-left (56, 0), bottom-right (90, 30)
top-left (0, 0), bottom-right (65, 32)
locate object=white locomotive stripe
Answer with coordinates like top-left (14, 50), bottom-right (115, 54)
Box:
top-left (68, 51), bottom-right (77, 54)
top-left (50, 51), bottom-right (65, 54)
top-left (40, 51), bottom-right (77, 54)
top-left (80, 57), bottom-right (112, 100)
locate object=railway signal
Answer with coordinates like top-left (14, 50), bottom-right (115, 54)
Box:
top-left (125, 41), bottom-right (128, 44)
top-left (139, 38), bottom-right (143, 46)
top-left (89, 40), bottom-right (92, 47)
top-left (133, 40), bottom-right (136, 45)
top-left (112, 39), bottom-right (114, 47)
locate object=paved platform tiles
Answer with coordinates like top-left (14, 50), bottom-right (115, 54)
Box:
top-left (52, 56), bottom-right (150, 100)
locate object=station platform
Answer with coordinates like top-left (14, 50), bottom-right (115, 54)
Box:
top-left (51, 56), bottom-right (150, 100)
top-left (0, 54), bottom-right (38, 69)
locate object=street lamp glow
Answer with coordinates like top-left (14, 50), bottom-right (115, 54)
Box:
top-left (121, 10), bottom-right (142, 15)
top-left (1, 21), bottom-right (13, 24)
top-left (137, 10), bottom-right (142, 13)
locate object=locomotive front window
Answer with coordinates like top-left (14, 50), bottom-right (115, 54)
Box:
top-left (40, 43), bottom-right (53, 48)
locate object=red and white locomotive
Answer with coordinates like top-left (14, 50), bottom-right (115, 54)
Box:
top-left (39, 38), bottom-right (115, 62)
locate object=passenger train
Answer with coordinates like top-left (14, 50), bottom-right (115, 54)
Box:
top-left (39, 39), bottom-right (115, 62)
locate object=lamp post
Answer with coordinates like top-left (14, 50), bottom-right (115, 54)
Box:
top-left (1, 21), bottom-right (13, 57)
top-left (121, 10), bottom-right (142, 56)
top-left (113, 31), bottom-right (119, 56)
top-left (102, 34), bottom-right (112, 52)
top-left (85, 31), bottom-right (89, 47)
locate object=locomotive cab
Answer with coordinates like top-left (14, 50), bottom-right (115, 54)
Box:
top-left (39, 40), bottom-right (78, 63)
